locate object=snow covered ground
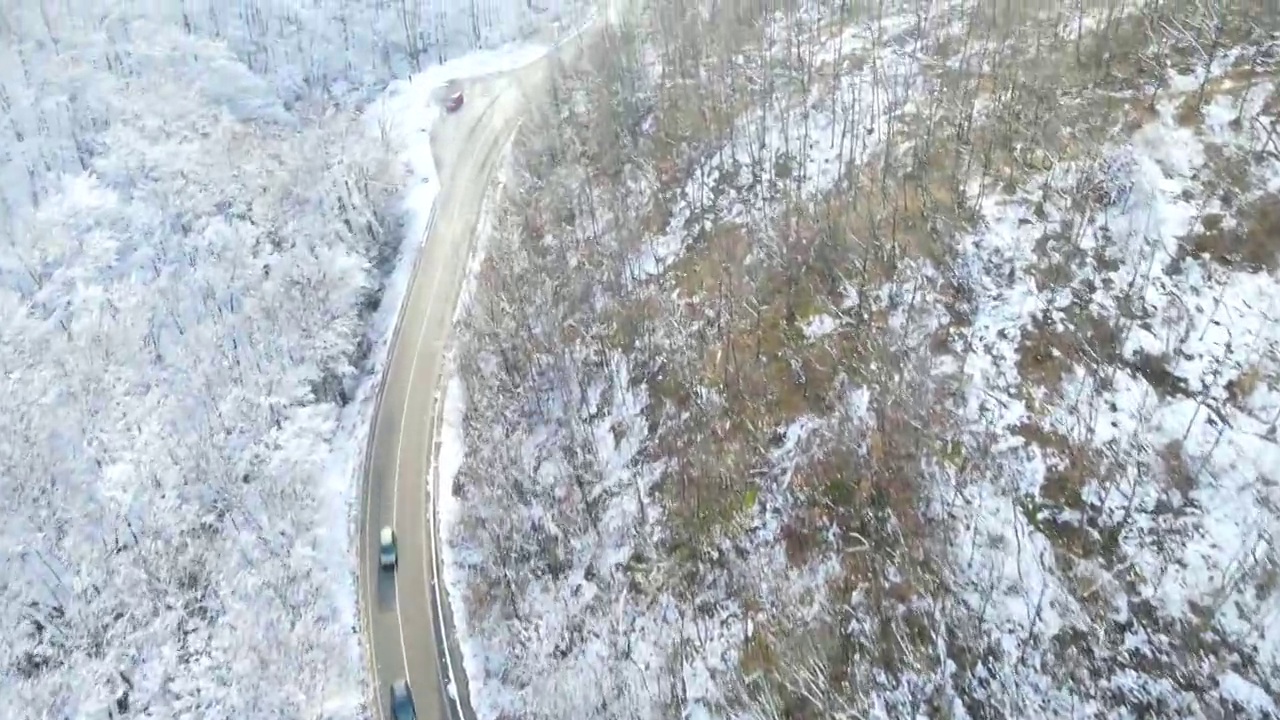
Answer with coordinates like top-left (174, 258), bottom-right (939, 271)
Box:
top-left (927, 48), bottom-right (1280, 714)
top-left (442, 3), bottom-right (1280, 718)
top-left (771, 29), bottom-right (1280, 717)
top-left (438, 5), bottom-right (962, 718)
top-left (633, 2), bottom-right (968, 279)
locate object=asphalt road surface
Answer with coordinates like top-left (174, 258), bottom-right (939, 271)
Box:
top-left (356, 38), bottom-right (575, 720)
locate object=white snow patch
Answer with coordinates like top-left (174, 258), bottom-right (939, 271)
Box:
top-left (803, 313), bottom-right (839, 340)
top-left (1219, 670), bottom-right (1280, 717)
top-left (935, 49), bottom-right (1280, 710)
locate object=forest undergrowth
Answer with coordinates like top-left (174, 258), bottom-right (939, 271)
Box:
top-left (447, 1), bottom-right (1280, 717)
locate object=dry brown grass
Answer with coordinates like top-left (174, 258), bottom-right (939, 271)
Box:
top-left (1017, 318), bottom-right (1081, 394)
top-left (1017, 300), bottom-right (1125, 385)
top-left (1013, 420), bottom-right (1135, 595)
top-left (1186, 192), bottom-right (1280, 271)
top-left (1127, 349), bottom-right (1194, 400)
top-left (1226, 364), bottom-right (1266, 404)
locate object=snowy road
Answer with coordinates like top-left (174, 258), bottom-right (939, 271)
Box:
top-left (356, 32), bottom-right (582, 720)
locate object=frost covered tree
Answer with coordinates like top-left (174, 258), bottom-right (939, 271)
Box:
top-left (0, 2), bottom-right (414, 717)
top-left (2, 0), bottom-right (593, 714)
top-left (445, 0), bottom-right (1280, 718)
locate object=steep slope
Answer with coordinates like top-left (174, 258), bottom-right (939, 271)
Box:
top-left (443, 0), bottom-right (1280, 717)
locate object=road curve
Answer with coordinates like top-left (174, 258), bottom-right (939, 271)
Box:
top-left (355, 5), bottom-right (623, 714)
top-left (356, 44), bottom-right (569, 720)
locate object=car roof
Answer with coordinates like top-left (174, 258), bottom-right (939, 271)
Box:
top-left (380, 526), bottom-right (393, 543)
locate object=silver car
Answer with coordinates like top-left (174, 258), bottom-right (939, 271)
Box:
top-left (379, 526), bottom-right (397, 570)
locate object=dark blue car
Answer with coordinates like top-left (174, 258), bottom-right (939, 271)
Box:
top-left (390, 679), bottom-right (416, 720)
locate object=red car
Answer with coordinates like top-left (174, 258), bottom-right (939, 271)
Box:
top-left (445, 91), bottom-right (464, 113)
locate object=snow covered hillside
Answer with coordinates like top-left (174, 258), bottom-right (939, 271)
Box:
top-left (0, 0), bottom-right (587, 717)
top-left (444, 0), bottom-right (1280, 718)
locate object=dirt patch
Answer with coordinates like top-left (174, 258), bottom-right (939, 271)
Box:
top-left (1184, 192), bottom-right (1280, 271)
top-left (1017, 319), bottom-right (1076, 394)
top-left (1225, 364), bottom-right (1266, 404)
top-left (1015, 422), bottom-right (1129, 567)
top-left (1175, 93), bottom-right (1206, 128)
top-left (1155, 439), bottom-right (1198, 508)
top-left (1126, 349), bottom-right (1194, 400)
top-left (1016, 303), bottom-right (1124, 395)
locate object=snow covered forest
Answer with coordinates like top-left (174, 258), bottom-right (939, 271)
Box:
top-left (0, 0), bottom-right (586, 717)
top-left (444, 0), bottom-right (1280, 717)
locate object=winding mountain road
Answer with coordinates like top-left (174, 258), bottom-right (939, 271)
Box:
top-left (355, 22), bottom-right (597, 720)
